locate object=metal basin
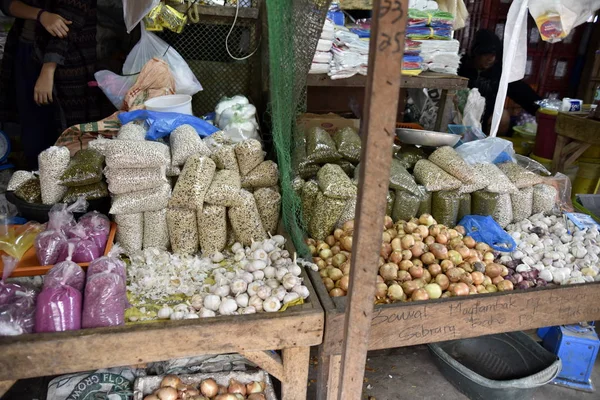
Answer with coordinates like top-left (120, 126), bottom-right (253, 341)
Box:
top-left (396, 128), bottom-right (461, 147)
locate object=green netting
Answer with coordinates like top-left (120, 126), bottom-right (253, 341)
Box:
top-left (266, 0), bottom-right (331, 257)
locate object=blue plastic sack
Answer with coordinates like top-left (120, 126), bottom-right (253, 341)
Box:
top-left (458, 215), bottom-right (516, 252)
top-left (118, 110), bottom-right (219, 140)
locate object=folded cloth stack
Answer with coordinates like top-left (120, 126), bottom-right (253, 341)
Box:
top-left (409, 0), bottom-right (439, 11)
top-left (406, 9), bottom-right (453, 40)
top-left (328, 28), bottom-right (369, 80)
top-left (309, 19), bottom-right (334, 75)
top-left (417, 39), bottom-right (461, 74)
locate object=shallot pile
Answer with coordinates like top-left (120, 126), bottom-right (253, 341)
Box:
top-left (144, 374), bottom-right (267, 400)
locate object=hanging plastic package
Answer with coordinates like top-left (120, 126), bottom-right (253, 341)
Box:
top-left (123, 29), bottom-right (202, 95)
top-left (529, 0), bottom-right (600, 43)
top-left (123, 0), bottom-right (159, 33)
top-left (118, 110), bottom-right (219, 141)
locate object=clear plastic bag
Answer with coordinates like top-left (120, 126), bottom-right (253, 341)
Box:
top-left (455, 137), bottom-right (516, 165)
top-left (143, 209), bottom-right (169, 250)
top-left (100, 140), bottom-right (170, 169)
top-left (241, 160), bottom-right (279, 189)
top-left (114, 213), bottom-right (143, 254)
top-left (533, 184), bottom-right (558, 214)
top-left (57, 237), bottom-right (102, 264)
top-left (472, 191), bottom-right (513, 228)
top-left (543, 172), bottom-right (572, 212)
top-left (393, 189), bottom-right (421, 222)
top-left (458, 163), bottom-right (491, 194)
top-left (215, 95), bottom-right (249, 126)
top-left (87, 253), bottom-right (127, 283)
top-left (197, 205), bottom-right (227, 254)
top-left (47, 197), bottom-right (88, 234)
top-left (428, 146), bottom-right (475, 184)
top-left (317, 163), bottom-right (357, 199)
top-left (123, 29), bottom-right (202, 95)
top-left (514, 154), bottom-right (552, 176)
top-left (333, 127), bottom-right (361, 163)
top-left (35, 284), bottom-right (82, 332)
top-left (109, 183), bottom-right (171, 214)
top-left (170, 124), bottom-right (211, 166)
top-left (169, 155), bottom-right (216, 210)
top-left (82, 272), bottom-right (126, 328)
top-left (301, 180), bottom-right (319, 226)
top-left (306, 127), bottom-right (342, 164)
top-left (511, 187), bottom-right (534, 223)
top-left (417, 188), bottom-right (432, 216)
top-left (123, 0), bottom-right (159, 33)
top-left (0, 256), bottom-right (37, 335)
top-left (228, 190), bottom-right (267, 245)
top-left (389, 158), bottom-right (421, 194)
top-left (35, 230), bottom-right (67, 266)
top-left (79, 211), bottom-right (111, 235)
top-left (211, 144), bottom-right (240, 173)
top-left (253, 187), bottom-right (281, 235)
top-left (481, 163), bottom-right (519, 194)
top-left (308, 191), bottom-right (346, 241)
top-left (7, 171), bottom-right (35, 191)
top-left (0, 222), bottom-right (43, 260)
top-left (497, 162), bottom-right (545, 189)
top-left (117, 122), bottom-right (146, 141)
top-left (95, 70), bottom-right (137, 110)
top-left (432, 190), bottom-right (461, 227)
top-left (204, 169), bottom-right (242, 207)
top-left (413, 159), bottom-right (462, 192)
top-left (14, 177), bottom-right (41, 203)
top-left (39, 146), bottom-right (70, 205)
top-left (166, 208), bottom-right (198, 255)
top-left (105, 166), bottom-right (167, 195)
top-left (62, 181), bottom-right (109, 203)
top-left (396, 146), bottom-right (427, 170)
top-left (457, 193), bottom-right (472, 222)
top-left (43, 260), bottom-right (85, 291)
top-left (234, 139), bottom-right (264, 176)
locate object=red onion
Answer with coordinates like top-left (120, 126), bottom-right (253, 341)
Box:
top-left (517, 281), bottom-right (530, 290)
top-left (512, 273), bottom-right (523, 283)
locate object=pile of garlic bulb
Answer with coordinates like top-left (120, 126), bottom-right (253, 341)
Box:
top-left (502, 213), bottom-right (600, 285)
top-left (127, 236), bottom-right (316, 321)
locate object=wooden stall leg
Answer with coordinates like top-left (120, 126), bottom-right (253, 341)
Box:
top-left (240, 350), bottom-right (285, 381)
top-left (281, 346), bottom-right (310, 400)
top-left (552, 135), bottom-right (569, 173)
top-left (315, 352), bottom-right (341, 400)
top-left (434, 89), bottom-right (449, 131)
top-left (0, 380), bottom-right (15, 397)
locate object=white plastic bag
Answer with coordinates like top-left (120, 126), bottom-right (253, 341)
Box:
top-left (123, 0), bottom-right (159, 34)
top-left (94, 70), bottom-right (137, 110)
top-left (462, 88), bottom-right (485, 130)
top-left (123, 29), bottom-right (202, 96)
top-left (529, 0), bottom-right (599, 43)
top-left (215, 95), bottom-right (249, 126)
top-left (455, 137), bottom-right (516, 165)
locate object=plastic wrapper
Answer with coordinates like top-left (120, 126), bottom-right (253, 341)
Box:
top-left (317, 163), bottom-right (357, 200)
top-left (99, 140), bottom-right (170, 169)
top-left (472, 191), bottom-right (513, 228)
top-left (0, 222), bottom-right (43, 260)
top-left (35, 285), bottom-right (82, 332)
top-left (457, 193), bottom-right (472, 222)
top-left (308, 191), bottom-right (346, 241)
top-left (105, 166), bottom-right (167, 195)
top-left (480, 163), bottom-right (518, 194)
top-left (387, 191), bottom-right (395, 216)
top-left (44, 260), bottom-right (85, 291)
top-left (0, 256), bottom-right (37, 335)
top-left (396, 146), bottom-right (426, 169)
top-left (109, 183), bottom-right (171, 214)
top-left (407, 9), bottom-right (454, 27)
top-left (143, 209), bottom-right (169, 250)
top-left (62, 181), bottom-right (109, 203)
top-left (253, 187), bottom-right (281, 235)
top-left (57, 237), bottom-right (102, 264)
top-left (458, 215), bottom-right (517, 253)
top-left (79, 211), bottom-right (111, 233)
top-left (393, 189), bottom-right (421, 222)
top-left (82, 272), bottom-right (126, 328)
top-left (116, 122), bottom-right (146, 141)
top-left (170, 124), bottom-right (211, 166)
top-left (543, 172), bottom-right (572, 212)
top-left (60, 149), bottom-right (104, 187)
top-left (417, 189), bottom-right (432, 216)
top-left (47, 197), bottom-right (88, 234)
top-left (87, 256), bottom-right (127, 282)
top-left (413, 159), bottom-right (462, 192)
top-left (197, 205), bottom-right (227, 254)
top-left (335, 160), bottom-right (355, 177)
top-left (406, 26), bottom-right (452, 40)
top-left (35, 230), bottom-right (67, 266)
top-left (228, 190), bottom-right (267, 245)
top-left (428, 146), bottom-right (475, 184)
top-left (533, 184), bottom-right (558, 215)
top-left (204, 169), bottom-right (242, 207)
top-left (211, 144), bottom-right (239, 173)
top-left (336, 196), bottom-right (357, 228)
top-left (389, 159), bottom-right (421, 194)
top-left (455, 137), bottom-right (516, 165)
top-left (166, 208), bottom-right (198, 254)
top-left (458, 163), bottom-right (491, 194)
top-left (241, 160), bottom-right (279, 189)
top-left (15, 177), bottom-right (42, 203)
top-left (432, 191), bottom-right (461, 227)
top-left (515, 154), bottom-right (551, 176)
top-left (114, 213), bottom-right (143, 254)
top-left (511, 187), bottom-right (534, 223)
top-left (118, 110), bottom-right (218, 142)
top-left (7, 171), bottom-right (35, 191)
top-left (169, 155), bottom-right (215, 210)
top-left (292, 132), bottom-right (320, 179)
top-left (234, 139), bottom-right (264, 176)
top-left (497, 162), bottom-right (544, 189)
top-left (301, 180), bottom-right (319, 226)
top-left (333, 127), bottom-right (361, 163)
top-left (39, 146), bottom-right (70, 205)
top-left (306, 127), bottom-right (341, 164)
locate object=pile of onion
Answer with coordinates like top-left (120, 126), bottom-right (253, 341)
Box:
top-left (143, 375), bottom-right (267, 400)
top-left (307, 214), bottom-right (519, 303)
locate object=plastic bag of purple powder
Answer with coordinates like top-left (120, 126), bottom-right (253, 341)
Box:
top-left (0, 256), bottom-right (38, 335)
top-left (79, 211), bottom-right (110, 232)
top-left (44, 260), bottom-right (85, 291)
top-left (82, 272), bottom-right (126, 328)
top-left (35, 284), bottom-right (82, 332)
top-left (35, 229), bottom-right (67, 265)
top-left (87, 251), bottom-right (126, 282)
top-left (47, 197), bottom-right (88, 235)
top-left (57, 238), bottom-right (102, 264)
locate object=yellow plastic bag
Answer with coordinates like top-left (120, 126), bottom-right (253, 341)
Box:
top-left (0, 222), bottom-right (44, 260)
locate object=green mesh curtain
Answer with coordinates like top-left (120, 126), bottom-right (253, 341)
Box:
top-left (266, 0), bottom-right (331, 256)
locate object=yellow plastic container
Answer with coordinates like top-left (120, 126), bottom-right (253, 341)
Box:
top-left (573, 161), bottom-right (600, 195)
top-left (530, 153), bottom-right (579, 183)
top-left (580, 145), bottom-right (600, 160)
top-left (502, 135), bottom-right (535, 156)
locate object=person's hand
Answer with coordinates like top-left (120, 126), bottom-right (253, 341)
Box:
top-left (34, 68), bottom-right (55, 105)
top-left (39, 11), bottom-right (71, 38)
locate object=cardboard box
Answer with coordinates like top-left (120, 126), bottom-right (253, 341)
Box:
top-left (296, 113), bottom-right (360, 135)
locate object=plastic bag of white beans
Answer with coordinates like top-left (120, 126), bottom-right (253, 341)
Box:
top-left (197, 204), bottom-right (227, 254)
top-left (38, 146), bottom-right (70, 204)
top-left (170, 124), bottom-right (211, 166)
top-left (114, 213), bottom-right (143, 253)
top-left (169, 155), bottom-right (215, 210)
top-left (109, 183), bottom-right (171, 215)
top-left (166, 208), bottom-right (198, 254)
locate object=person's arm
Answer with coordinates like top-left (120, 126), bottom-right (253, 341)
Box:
top-left (34, 62), bottom-right (56, 105)
top-left (507, 80), bottom-right (542, 116)
top-left (2, 0), bottom-right (72, 38)
top-left (43, 0), bottom-right (90, 65)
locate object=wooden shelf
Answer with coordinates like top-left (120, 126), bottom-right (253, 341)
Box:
top-left (173, 4), bottom-right (260, 19)
top-left (306, 72), bottom-right (469, 91)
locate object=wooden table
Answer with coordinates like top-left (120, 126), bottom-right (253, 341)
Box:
top-left (552, 112), bottom-right (600, 173)
top-left (0, 268), bottom-right (324, 400)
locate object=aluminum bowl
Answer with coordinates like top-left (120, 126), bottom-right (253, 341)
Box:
top-left (395, 128), bottom-right (461, 147)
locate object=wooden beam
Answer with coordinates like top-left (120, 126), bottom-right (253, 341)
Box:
top-left (306, 72), bottom-right (468, 91)
top-left (281, 347), bottom-right (311, 400)
top-left (337, 1), bottom-right (409, 399)
top-left (0, 380), bottom-right (15, 397)
top-left (240, 350), bottom-right (284, 381)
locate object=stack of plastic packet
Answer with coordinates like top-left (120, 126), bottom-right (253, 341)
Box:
top-left (309, 19), bottom-right (334, 74)
top-left (409, 0), bottom-right (439, 11)
top-left (417, 39), bottom-right (461, 74)
top-left (406, 9), bottom-right (453, 40)
top-left (402, 55), bottom-right (424, 76)
top-left (328, 28), bottom-right (369, 80)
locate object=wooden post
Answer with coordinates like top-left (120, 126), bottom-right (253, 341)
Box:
top-left (337, 1), bottom-right (409, 399)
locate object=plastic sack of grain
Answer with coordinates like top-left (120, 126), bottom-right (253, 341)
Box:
top-left (336, 160), bottom-right (355, 177)
top-left (317, 163), bottom-right (357, 199)
top-left (253, 187), bottom-right (281, 235)
top-left (43, 260), bottom-right (85, 291)
top-left (228, 189), bottom-right (267, 245)
top-left (241, 160), bottom-right (279, 189)
top-left (204, 169), bottom-right (242, 207)
top-left (396, 146), bottom-right (427, 170)
top-left (428, 146), bottom-right (475, 183)
top-left (143, 209), bottom-right (169, 250)
top-left (333, 127), bottom-right (361, 163)
top-left (104, 166), bottom-right (167, 194)
top-left (336, 196), bottom-right (357, 228)
top-left (387, 191), bottom-right (395, 216)
top-left (301, 180), bottom-right (319, 226)
top-left (497, 162), bottom-right (544, 189)
top-left (306, 127), bottom-right (341, 164)
top-left (7, 171), bottom-right (35, 191)
top-left (169, 155), bottom-right (216, 210)
top-left (533, 184), bottom-right (557, 214)
top-left (39, 146), bottom-right (70, 204)
top-left (308, 191), bottom-right (346, 241)
top-left (170, 124), bottom-right (211, 166)
top-left (417, 187), bottom-right (431, 216)
top-left (234, 139), bottom-right (264, 176)
top-left (101, 140), bottom-right (169, 169)
top-left (389, 158), bottom-right (421, 194)
top-left (211, 144), bottom-right (239, 173)
top-left (14, 177), bottom-right (41, 203)
top-left (457, 192), bottom-right (471, 222)
top-left (35, 284), bottom-right (82, 332)
top-left (511, 186), bottom-right (534, 223)
top-left (114, 213), bottom-right (143, 253)
top-left (432, 190), bottom-right (461, 227)
top-left (197, 205), bottom-right (227, 254)
top-left (35, 230), bottom-right (67, 265)
top-left (62, 181), bottom-right (109, 203)
top-left (480, 163), bottom-right (518, 194)
top-left (472, 191), bottom-right (513, 228)
top-left (292, 177), bottom-right (305, 196)
top-left (458, 163), bottom-right (491, 194)
top-left (110, 183), bottom-right (171, 214)
top-left (393, 189), bottom-right (421, 222)
top-left (413, 159), bottom-right (462, 192)
top-left (116, 122), bottom-right (146, 141)
top-left (166, 208), bottom-right (198, 254)
top-left (82, 272), bottom-right (126, 328)
top-left (60, 149), bottom-right (104, 187)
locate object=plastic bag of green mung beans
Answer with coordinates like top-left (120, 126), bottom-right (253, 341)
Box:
top-left (333, 126), bottom-right (361, 163)
top-left (301, 180), bottom-right (319, 226)
top-left (472, 191), bottom-right (513, 228)
top-left (396, 145), bottom-right (427, 170)
top-left (387, 191), bottom-right (395, 216)
top-left (308, 191), bottom-right (346, 240)
top-left (306, 127), bottom-right (341, 164)
top-left (60, 149), bottom-right (104, 187)
top-left (432, 190), bottom-right (461, 227)
top-left (62, 181), bottom-right (108, 203)
top-left (392, 189), bottom-right (421, 223)
top-left (15, 177), bottom-right (41, 203)
top-left (389, 158), bottom-right (420, 194)
top-left (417, 186), bottom-right (431, 216)
top-left (457, 192), bottom-right (471, 222)
top-left (317, 164), bottom-right (357, 199)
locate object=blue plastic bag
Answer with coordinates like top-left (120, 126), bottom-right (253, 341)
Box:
top-left (458, 215), bottom-right (516, 252)
top-left (118, 110), bottom-right (219, 140)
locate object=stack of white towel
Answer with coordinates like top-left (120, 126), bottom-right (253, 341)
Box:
top-left (417, 39), bottom-right (461, 75)
top-left (328, 28), bottom-right (369, 80)
top-left (309, 19), bottom-right (334, 74)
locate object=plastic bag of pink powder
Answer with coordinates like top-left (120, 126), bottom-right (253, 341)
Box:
top-left (79, 211), bottom-right (111, 232)
top-left (0, 256), bottom-right (38, 335)
top-left (56, 238), bottom-right (102, 264)
top-left (82, 272), bottom-right (126, 328)
top-left (35, 284), bottom-right (82, 332)
top-left (47, 197), bottom-right (88, 235)
top-left (87, 257), bottom-right (126, 282)
top-left (35, 230), bottom-right (67, 265)
top-left (43, 260), bottom-right (85, 291)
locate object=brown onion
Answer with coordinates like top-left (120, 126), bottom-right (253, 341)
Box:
top-left (375, 282), bottom-right (388, 298)
top-left (330, 288), bottom-right (345, 297)
top-left (156, 387), bottom-right (178, 400)
top-left (435, 274), bottom-right (450, 290)
top-left (455, 225), bottom-right (466, 235)
top-left (404, 222), bottom-right (417, 233)
top-left (328, 268), bottom-right (343, 281)
top-left (384, 215), bottom-right (394, 229)
top-left (485, 263), bottom-right (503, 278)
top-left (380, 242), bottom-right (392, 259)
top-left (446, 268), bottom-right (463, 283)
top-left (448, 229), bottom-right (459, 239)
top-left (451, 282), bottom-right (469, 296)
top-left (501, 265), bottom-right (509, 277)
top-left (440, 259), bottom-right (454, 272)
top-left (397, 270), bottom-right (412, 282)
top-left (376, 275), bottom-right (384, 284)
top-left (319, 249), bottom-right (333, 260)
top-left (380, 263), bottom-right (398, 280)
top-left (341, 236), bottom-right (353, 251)
top-left (424, 235), bottom-right (436, 246)
top-left (491, 275), bottom-right (504, 285)
top-left (308, 245), bottom-right (317, 256)
top-left (436, 233), bottom-right (448, 245)
top-left (455, 245), bottom-right (471, 259)
top-left (331, 245), bottom-right (341, 255)
top-left (497, 280), bottom-right (514, 291)
top-left (458, 262), bottom-right (473, 273)
top-left (322, 277), bottom-right (335, 291)
top-left (421, 269), bottom-right (432, 283)
top-left (419, 213), bottom-right (435, 226)
top-left (160, 375), bottom-right (182, 389)
top-left (228, 379), bottom-right (246, 396)
top-left (463, 236), bottom-right (476, 248)
top-left (448, 237), bottom-right (463, 248)
top-left (476, 285), bottom-right (487, 293)
top-left (448, 250), bottom-right (463, 265)
top-left (201, 379), bottom-right (219, 398)
top-left (411, 288), bottom-right (430, 301)
top-left (428, 263), bottom-right (442, 277)
top-left (382, 231), bottom-right (392, 244)
top-left (306, 238), bottom-right (316, 246)
top-left (483, 252), bottom-right (495, 263)
top-left (412, 259), bottom-right (424, 268)
top-left (338, 275), bottom-right (350, 291)
top-left (332, 253), bottom-right (347, 268)
top-left (247, 394), bottom-right (267, 400)
top-left (246, 381), bottom-right (265, 394)
top-left (411, 241), bottom-right (426, 258)
top-left (459, 274), bottom-right (474, 285)
top-left (429, 243), bottom-right (448, 260)
top-left (342, 220), bottom-right (354, 234)
top-left (471, 271), bottom-right (484, 285)
top-left (486, 284), bottom-right (498, 292)
top-left (333, 228), bottom-right (344, 241)
top-left (387, 284), bottom-right (405, 301)
top-left (401, 235), bottom-right (415, 250)
top-left (475, 242), bottom-right (490, 252)
top-left (389, 250), bottom-right (403, 265)
top-left (429, 225), bottom-right (441, 237)
top-left (401, 280), bottom-right (420, 296)
top-left (391, 237), bottom-right (402, 251)
top-left (401, 250), bottom-right (413, 260)
top-left (399, 260), bottom-right (413, 271)
top-left (415, 225), bottom-right (429, 238)
top-left (421, 252), bottom-right (435, 265)
top-left (378, 256), bottom-right (385, 267)
top-left (325, 235), bottom-right (336, 247)
top-left (319, 269), bottom-right (328, 279)
top-left (341, 262), bottom-right (351, 276)
top-left (409, 265), bottom-right (424, 279)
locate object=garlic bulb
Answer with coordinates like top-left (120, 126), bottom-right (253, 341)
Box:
top-left (190, 294), bottom-right (204, 310)
top-left (232, 242), bottom-right (243, 253)
top-left (273, 286), bottom-right (287, 301)
top-left (241, 272), bottom-right (254, 284)
top-left (283, 292), bottom-right (300, 304)
top-left (184, 313), bottom-right (199, 319)
top-left (204, 294), bottom-right (221, 311)
top-left (282, 273), bottom-right (299, 290)
top-left (263, 266), bottom-right (276, 279)
top-left (247, 281), bottom-right (263, 296)
top-left (249, 295), bottom-right (263, 311)
top-left (292, 285), bottom-right (310, 299)
top-left (265, 278), bottom-right (280, 289)
top-left (158, 306), bottom-right (172, 319)
top-left (170, 311), bottom-right (185, 320)
top-left (231, 279), bottom-right (248, 295)
top-left (236, 293), bottom-right (249, 308)
top-left (212, 251), bottom-right (225, 263)
top-left (219, 298), bottom-right (238, 315)
top-left (275, 267), bottom-right (289, 281)
top-left (263, 296), bottom-right (281, 312)
top-left (253, 270), bottom-right (265, 281)
top-left (252, 249), bottom-right (268, 262)
top-left (288, 264), bottom-right (302, 277)
top-left (256, 285), bottom-right (272, 300)
top-left (213, 285), bottom-right (231, 297)
top-left (241, 306), bottom-right (257, 314)
top-left (272, 235), bottom-right (285, 246)
top-left (199, 308), bottom-right (216, 318)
